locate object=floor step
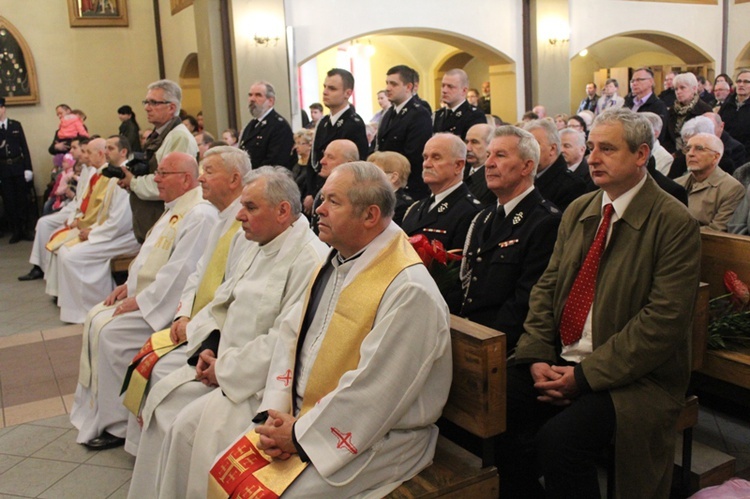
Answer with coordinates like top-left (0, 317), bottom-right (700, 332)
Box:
top-left (674, 434), bottom-right (736, 492)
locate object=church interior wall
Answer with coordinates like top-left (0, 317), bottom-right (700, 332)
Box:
top-left (0, 0), bottom-right (159, 195)
top-left (728, 2), bottom-right (750, 70)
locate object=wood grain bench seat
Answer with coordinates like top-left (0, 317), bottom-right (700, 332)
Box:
top-left (388, 316), bottom-right (506, 499)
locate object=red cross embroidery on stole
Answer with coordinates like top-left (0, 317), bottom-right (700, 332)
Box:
top-left (275, 370), bottom-right (292, 387)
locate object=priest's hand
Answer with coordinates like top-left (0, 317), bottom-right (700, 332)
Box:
top-left (118, 166), bottom-right (133, 190)
top-left (104, 284), bottom-right (128, 306)
top-left (70, 219), bottom-right (79, 229)
top-left (303, 195), bottom-right (313, 216)
top-left (113, 296), bottom-right (139, 316)
top-left (170, 317), bottom-right (189, 344)
top-left (256, 409), bottom-right (298, 460)
top-left (78, 228), bottom-right (90, 241)
top-left (532, 363), bottom-right (577, 406)
top-left (195, 350), bottom-right (219, 387)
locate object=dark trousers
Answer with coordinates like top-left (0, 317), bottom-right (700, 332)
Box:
top-left (0, 174), bottom-right (32, 236)
top-left (497, 364), bottom-right (616, 499)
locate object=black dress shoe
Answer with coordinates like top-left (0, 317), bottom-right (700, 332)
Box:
top-left (84, 431), bottom-right (125, 450)
top-left (8, 234), bottom-right (21, 244)
top-left (18, 266), bottom-right (44, 281)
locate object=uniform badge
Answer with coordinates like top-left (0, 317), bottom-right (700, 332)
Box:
top-left (260, 120), bottom-right (267, 127)
top-left (424, 228), bottom-right (447, 235)
top-left (499, 239), bottom-right (520, 248)
top-left (455, 111), bottom-right (463, 118)
top-left (437, 201), bottom-right (449, 213)
top-left (336, 120), bottom-right (343, 127)
top-left (512, 212), bottom-right (524, 225)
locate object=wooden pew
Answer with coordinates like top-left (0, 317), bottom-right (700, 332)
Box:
top-left (699, 231), bottom-right (750, 390)
top-left (388, 316), bottom-right (506, 498)
top-left (110, 252), bottom-right (138, 286)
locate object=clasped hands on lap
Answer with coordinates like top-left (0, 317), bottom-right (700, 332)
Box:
top-left (531, 362), bottom-right (579, 406)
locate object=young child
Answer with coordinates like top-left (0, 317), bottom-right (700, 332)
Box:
top-left (57, 110), bottom-right (89, 140)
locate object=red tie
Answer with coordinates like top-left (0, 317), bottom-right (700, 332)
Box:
top-left (559, 203), bottom-right (614, 346)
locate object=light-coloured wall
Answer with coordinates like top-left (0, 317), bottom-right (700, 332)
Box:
top-left (284, 0), bottom-right (525, 120)
top-left (728, 2), bottom-right (750, 72)
top-left (0, 1), bottom-right (159, 193)
top-left (534, 0), bottom-right (571, 116)
top-left (158, 0), bottom-right (197, 83)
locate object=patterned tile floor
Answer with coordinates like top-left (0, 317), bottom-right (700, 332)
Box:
top-left (0, 235), bottom-right (749, 496)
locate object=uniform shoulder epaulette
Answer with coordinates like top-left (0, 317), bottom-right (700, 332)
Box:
top-left (541, 200), bottom-right (561, 215)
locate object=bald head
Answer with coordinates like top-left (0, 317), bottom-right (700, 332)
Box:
top-left (702, 112), bottom-right (724, 138)
top-left (465, 124), bottom-right (494, 167)
top-left (155, 152), bottom-right (200, 203)
top-left (320, 139), bottom-right (359, 178)
top-left (87, 138), bottom-right (107, 168)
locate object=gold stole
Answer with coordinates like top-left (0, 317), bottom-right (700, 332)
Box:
top-left (44, 173), bottom-right (112, 252)
top-left (121, 219), bottom-right (241, 416)
top-left (207, 232), bottom-right (420, 499)
top-left (135, 187), bottom-right (205, 294)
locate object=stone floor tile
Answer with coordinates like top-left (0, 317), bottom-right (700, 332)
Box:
top-left (0, 454), bottom-right (23, 474)
top-left (107, 479), bottom-right (131, 499)
top-left (41, 325), bottom-right (83, 341)
top-left (0, 331), bottom-right (42, 349)
top-left (38, 463), bottom-right (131, 499)
top-left (29, 414), bottom-right (74, 430)
top-left (62, 393), bottom-right (75, 413)
top-left (0, 424), bottom-right (66, 457)
top-left (0, 457), bottom-right (76, 497)
top-left (2, 381), bottom-right (60, 407)
top-left (32, 429), bottom-right (98, 463)
top-left (4, 397), bottom-right (66, 427)
top-left (85, 447), bottom-right (135, 470)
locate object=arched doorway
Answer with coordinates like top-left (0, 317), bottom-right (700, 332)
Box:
top-left (297, 29), bottom-right (516, 124)
top-left (570, 31), bottom-right (714, 114)
top-left (179, 52), bottom-right (201, 117)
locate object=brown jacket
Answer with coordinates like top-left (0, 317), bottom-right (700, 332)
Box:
top-left (516, 176), bottom-right (701, 498)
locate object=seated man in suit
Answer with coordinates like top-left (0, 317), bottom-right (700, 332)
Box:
top-left (524, 119), bottom-right (587, 212)
top-left (458, 126), bottom-right (561, 351)
top-left (401, 133), bottom-right (481, 252)
top-left (498, 109), bottom-right (701, 498)
top-left (463, 123), bottom-right (497, 205)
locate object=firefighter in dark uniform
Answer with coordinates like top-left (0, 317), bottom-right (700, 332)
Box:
top-left (238, 81), bottom-right (294, 168)
top-left (0, 97), bottom-right (34, 243)
top-left (458, 126), bottom-right (561, 352)
top-left (433, 69), bottom-right (487, 141)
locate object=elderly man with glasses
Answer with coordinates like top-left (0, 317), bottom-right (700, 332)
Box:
top-left (119, 79), bottom-right (199, 243)
top-left (70, 152), bottom-right (217, 451)
top-left (675, 132), bottom-right (745, 231)
top-left (625, 67), bottom-right (670, 143)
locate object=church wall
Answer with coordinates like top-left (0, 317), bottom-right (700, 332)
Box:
top-left (0, 1), bottom-right (160, 193)
top-left (728, 2), bottom-right (750, 71)
top-left (158, 0), bottom-right (198, 87)
top-left (284, 0), bottom-right (525, 120)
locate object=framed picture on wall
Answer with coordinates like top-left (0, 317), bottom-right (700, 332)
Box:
top-left (67, 0), bottom-right (129, 28)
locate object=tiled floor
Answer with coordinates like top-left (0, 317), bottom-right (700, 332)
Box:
top-left (1, 234), bottom-right (750, 496)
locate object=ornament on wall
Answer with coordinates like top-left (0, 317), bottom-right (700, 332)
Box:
top-left (0, 17), bottom-right (39, 105)
top-left (67, 0), bottom-right (129, 27)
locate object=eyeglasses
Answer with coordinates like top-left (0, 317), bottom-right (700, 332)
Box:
top-left (736, 79), bottom-right (750, 85)
top-left (630, 78), bottom-right (650, 84)
top-left (682, 144), bottom-right (720, 155)
top-left (142, 99), bottom-right (171, 107)
top-left (154, 169), bottom-right (186, 177)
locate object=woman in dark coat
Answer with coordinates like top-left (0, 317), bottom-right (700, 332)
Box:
top-left (117, 105), bottom-right (142, 153)
top-left (663, 72), bottom-right (713, 153)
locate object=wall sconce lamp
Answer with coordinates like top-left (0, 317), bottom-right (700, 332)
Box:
top-left (253, 34), bottom-right (280, 47)
top-left (541, 17), bottom-right (570, 46)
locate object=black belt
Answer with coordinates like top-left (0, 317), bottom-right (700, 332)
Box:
top-left (1, 156), bottom-right (22, 165)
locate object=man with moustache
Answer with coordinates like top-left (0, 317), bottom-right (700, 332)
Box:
top-left (238, 81), bottom-right (294, 168)
top-left (463, 123), bottom-right (496, 205)
top-left (401, 133), bottom-right (481, 251)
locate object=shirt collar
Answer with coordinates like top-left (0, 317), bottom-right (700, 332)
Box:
top-left (433, 181), bottom-right (463, 205)
top-left (500, 184), bottom-right (535, 215)
top-left (328, 105), bottom-right (350, 127)
top-left (392, 96), bottom-right (412, 115)
top-left (601, 173), bottom-right (648, 220)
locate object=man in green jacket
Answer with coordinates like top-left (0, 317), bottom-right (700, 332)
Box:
top-left (499, 108), bottom-right (701, 499)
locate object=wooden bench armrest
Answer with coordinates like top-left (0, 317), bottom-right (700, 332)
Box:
top-left (443, 315), bottom-right (506, 439)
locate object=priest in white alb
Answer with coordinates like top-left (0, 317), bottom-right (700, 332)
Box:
top-left (129, 166), bottom-right (328, 499)
top-left (54, 136), bottom-right (141, 323)
top-left (122, 146), bottom-right (252, 456)
top-left (208, 162), bottom-right (452, 499)
top-left (19, 137), bottom-right (95, 282)
top-left (71, 152), bottom-right (218, 451)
